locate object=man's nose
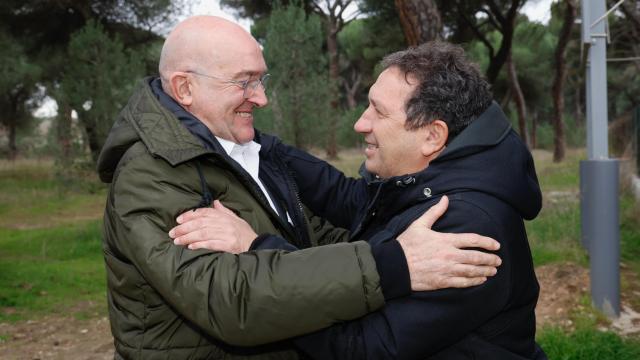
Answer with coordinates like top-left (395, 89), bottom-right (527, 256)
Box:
top-left (247, 85), bottom-right (268, 107)
top-left (354, 111), bottom-right (371, 133)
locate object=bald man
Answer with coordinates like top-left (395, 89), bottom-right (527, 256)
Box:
top-left (97, 16), bottom-right (501, 359)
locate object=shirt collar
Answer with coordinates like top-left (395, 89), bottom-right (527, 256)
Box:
top-left (215, 136), bottom-right (261, 157)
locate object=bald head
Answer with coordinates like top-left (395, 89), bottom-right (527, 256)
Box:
top-left (156, 16), bottom-right (268, 144)
top-left (159, 16), bottom-right (262, 93)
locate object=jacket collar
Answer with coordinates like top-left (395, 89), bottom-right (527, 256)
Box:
top-left (126, 77), bottom-right (215, 166)
top-left (148, 77), bottom-right (229, 157)
top-left (435, 102), bottom-right (511, 162)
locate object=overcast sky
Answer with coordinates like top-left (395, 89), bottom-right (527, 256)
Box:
top-left (183, 0), bottom-right (554, 28)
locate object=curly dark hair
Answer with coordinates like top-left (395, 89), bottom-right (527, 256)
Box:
top-left (381, 41), bottom-right (493, 140)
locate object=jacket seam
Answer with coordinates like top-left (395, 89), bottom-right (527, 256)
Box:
top-left (353, 243), bottom-right (371, 312)
top-left (139, 284), bottom-right (146, 358)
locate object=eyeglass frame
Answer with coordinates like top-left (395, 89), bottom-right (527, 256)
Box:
top-left (185, 70), bottom-right (270, 99)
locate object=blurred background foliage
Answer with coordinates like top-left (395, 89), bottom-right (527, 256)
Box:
top-left (0, 0), bottom-right (638, 164)
top-left (1, 1), bottom-right (640, 358)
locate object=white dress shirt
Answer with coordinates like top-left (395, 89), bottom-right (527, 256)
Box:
top-left (215, 136), bottom-right (281, 216)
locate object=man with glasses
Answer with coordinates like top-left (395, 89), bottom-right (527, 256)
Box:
top-left (97, 16), bottom-right (501, 359)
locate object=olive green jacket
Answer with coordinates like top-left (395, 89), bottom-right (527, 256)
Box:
top-left (97, 78), bottom-right (385, 359)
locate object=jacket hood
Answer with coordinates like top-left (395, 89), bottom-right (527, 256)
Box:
top-left (97, 78), bottom-right (213, 183)
top-left (362, 102), bottom-right (542, 220)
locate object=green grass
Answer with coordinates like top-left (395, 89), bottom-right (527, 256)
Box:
top-left (621, 195), bottom-right (640, 270)
top-left (536, 295), bottom-right (640, 360)
top-left (533, 149), bottom-right (583, 191)
top-left (538, 326), bottom-right (640, 359)
top-left (0, 221), bottom-right (106, 322)
top-left (529, 149), bottom-right (593, 276)
top-left (0, 159), bottom-right (105, 229)
top-left (526, 199), bottom-right (586, 266)
top-left (0, 160), bottom-right (107, 322)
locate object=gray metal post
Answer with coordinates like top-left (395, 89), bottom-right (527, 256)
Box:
top-left (579, 165), bottom-right (590, 249)
top-left (581, 160), bottom-right (620, 317)
top-left (585, 57), bottom-right (593, 160)
top-left (586, 0), bottom-right (609, 160)
top-left (580, 0), bottom-right (620, 317)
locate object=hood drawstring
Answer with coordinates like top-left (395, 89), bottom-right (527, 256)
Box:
top-left (193, 162), bottom-right (214, 210)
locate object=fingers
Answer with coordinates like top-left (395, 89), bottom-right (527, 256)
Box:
top-left (213, 200), bottom-right (236, 216)
top-left (176, 201), bottom-right (237, 224)
top-left (450, 264), bottom-right (497, 278)
top-left (172, 227), bottom-right (223, 245)
top-left (448, 233), bottom-right (500, 251)
top-left (170, 217), bottom-right (219, 238)
top-left (417, 195), bottom-right (449, 228)
top-left (442, 277), bottom-right (488, 289)
top-left (449, 249), bottom-right (502, 267)
top-left (411, 275), bottom-right (488, 291)
top-left (176, 207), bottom-right (216, 224)
top-left (186, 240), bottom-right (239, 253)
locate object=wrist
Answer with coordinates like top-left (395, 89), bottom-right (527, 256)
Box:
top-left (371, 240), bottom-right (411, 300)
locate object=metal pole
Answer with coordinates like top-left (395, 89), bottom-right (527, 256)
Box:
top-left (581, 160), bottom-right (620, 317)
top-left (586, 0), bottom-right (608, 160)
top-left (580, 0), bottom-right (620, 318)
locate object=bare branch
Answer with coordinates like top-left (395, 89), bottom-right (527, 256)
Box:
top-left (460, 12), bottom-right (495, 59)
top-left (343, 9), bottom-right (361, 26)
top-left (620, 0), bottom-right (640, 32)
top-left (477, 8), bottom-right (502, 32)
top-left (328, 0), bottom-right (338, 14)
top-left (336, 0), bottom-right (353, 19)
top-left (310, 1), bottom-right (325, 16)
top-left (485, 0), bottom-right (506, 25)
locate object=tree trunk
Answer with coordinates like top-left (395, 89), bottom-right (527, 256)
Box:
top-left (531, 111), bottom-right (537, 148)
top-left (57, 100), bottom-right (73, 166)
top-left (485, 0), bottom-right (520, 84)
top-left (80, 116), bottom-right (103, 164)
top-left (500, 87), bottom-right (512, 110)
top-left (7, 92), bottom-right (21, 161)
top-left (343, 70), bottom-right (361, 110)
top-left (8, 116), bottom-right (17, 161)
top-left (325, 17), bottom-right (340, 159)
top-left (292, 85), bottom-right (304, 149)
top-left (309, 0), bottom-right (353, 159)
top-left (507, 52), bottom-right (529, 147)
top-left (574, 84), bottom-right (584, 126)
top-left (395, 0), bottom-right (442, 46)
top-left (456, 0), bottom-right (521, 84)
top-left (270, 89), bottom-right (285, 138)
top-left (551, 0), bottom-right (577, 162)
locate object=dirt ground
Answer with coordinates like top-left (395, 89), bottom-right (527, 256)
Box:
top-left (1, 263), bottom-right (639, 360)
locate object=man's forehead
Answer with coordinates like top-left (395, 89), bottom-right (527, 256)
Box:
top-left (370, 68), bottom-right (415, 95)
top-left (206, 49), bottom-right (267, 78)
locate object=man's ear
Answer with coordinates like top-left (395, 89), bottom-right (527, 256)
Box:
top-left (169, 73), bottom-right (193, 106)
top-left (421, 119), bottom-right (449, 158)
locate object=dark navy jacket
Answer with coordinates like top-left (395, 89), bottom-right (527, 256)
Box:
top-left (263, 103), bottom-right (547, 359)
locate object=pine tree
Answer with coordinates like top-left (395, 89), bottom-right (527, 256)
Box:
top-left (259, 1), bottom-right (332, 150)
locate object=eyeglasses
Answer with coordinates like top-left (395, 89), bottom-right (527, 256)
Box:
top-left (186, 71), bottom-right (270, 98)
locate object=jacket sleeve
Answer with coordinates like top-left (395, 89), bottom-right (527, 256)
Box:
top-left (108, 152), bottom-right (385, 347)
top-left (292, 199), bottom-right (510, 359)
top-left (305, 207), bottom-right (351, 246)
top-left (276, 141), bottom-right (369, 230)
